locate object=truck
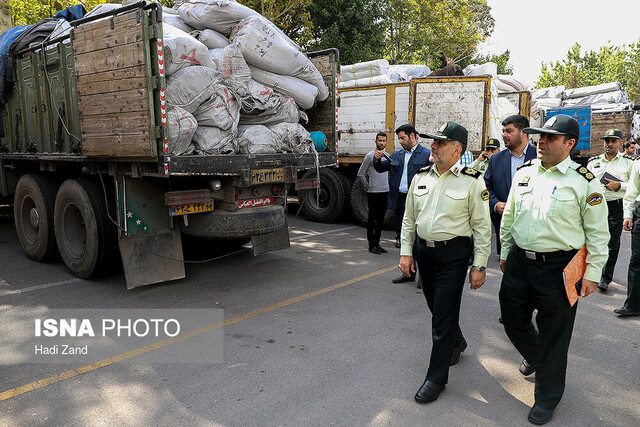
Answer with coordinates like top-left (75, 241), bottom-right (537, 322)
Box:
top-left (0, 2), bottom-right (338, 289)
top-left (543, 105), bottom-right (635, 162)
top-left (297, 76), bottom-right (531, 226)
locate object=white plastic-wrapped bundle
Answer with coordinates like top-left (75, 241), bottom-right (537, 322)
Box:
top-left (209, 45), bottom-right (251, 80)
top-left (486, 79), bottom-right (502, 142)
top-left (563, 90), bottom-right (629, 107)
top-left (533, 98), bottom-right (563, 109)
top-left (564, 82), bottom-right (623, 99)
top-left (389, 65), bottom-right (409, 83)
top-left (531, 86), bottom-right (566, 100)
top-left (496, 97), bottom-right (519, 123)
top-left (249, 65), bottom-right (318, 110)
top-left (194, 28), bottom-right (229, 49)
top-left (463, 62), bottom-right (498, 78)
top-left (163, 13), bottom-right (195, 33)
top-left (167, 106), bottom-right (197, 155)
top-left (166, 66), bottom-right (223, 114)
top-left (340, 59), bottom-right (390, 82)
top-left (230, 16), bottom-right (329, 102)
top-left (495, 75), bottom-right (530, 93)
top-left (163, 24), bottom-right (216, 76)
top-left (193, 85), bottom-right (240, 131)
top-left (267, 123), bottom-right (314, 153)
top-left (337, 74), bottom-right (392, 89)
top-left (236, 125), bottom-right (281, 154)
top-left (192, 125), bottom-right (236, 154)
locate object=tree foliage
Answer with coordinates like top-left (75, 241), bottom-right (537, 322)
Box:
top-left (240, 0), bottom-right (313, 46)
top-left (385, 0), bottom-right (494, 69)
top-left (536, 42), bottom-right (640, 102)
top-left (462, 49), bottom-right (513, 75)
top-left (307, 0), bottom-right (386, 64)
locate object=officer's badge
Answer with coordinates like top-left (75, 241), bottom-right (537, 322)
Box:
top-left (545, 116), bottom-right (557, 127)
top-left (518, 176), bottom-right (530, 186)
top-left (586, 172), bottom-right (594, 180)
top-left (607, 129), bottom-right (616, 136)
top-left (453, 167), bottom-right (459, 174)
top-left (523, 175), bottom-right (530, 183)
top-left (439, 123), bottom-right (447, 132)
top-left (593, 163), bottom-right (601, 168)
top-left (587, 193), bottom-right (603, 205)
top-left (481, 190), bottom-right (490, 201)
top-left (579, 167), bottom-right (588, 174)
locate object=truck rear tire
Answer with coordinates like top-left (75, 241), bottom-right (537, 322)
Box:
top-left (13, 173), bottom-right (59, 261)
top-left (350, 180), bottom-right (395, 230)
top-left (181, 205), bottom-right (285, 238)
top-left (54, 178), bottom-right (116, 279)
top-left (298, 168), bottom-right (348, 223)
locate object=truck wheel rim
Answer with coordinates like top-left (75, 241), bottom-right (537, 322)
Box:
top-left (19, 196), bottom-right (38, 244)
top-left (62, 203), bottom-right (86, 259)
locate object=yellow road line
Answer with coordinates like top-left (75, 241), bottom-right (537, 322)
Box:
top-left (0, 265), bottom-right (397, 402)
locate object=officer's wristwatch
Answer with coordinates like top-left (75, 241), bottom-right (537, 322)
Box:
top-left (472, 266), bottom-right (486, 272)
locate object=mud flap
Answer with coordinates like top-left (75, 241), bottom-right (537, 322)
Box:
top-left (119, 229), bottom-right (185, 290)
top-left (251, 219), bottom-right (290, 256)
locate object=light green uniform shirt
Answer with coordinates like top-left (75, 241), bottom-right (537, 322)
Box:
top-left (469, 157), bottom-right (489, 177)
top-left (586, 152), bottom-right (634, 201)
top-left (401, 160), bottom-right (491, 268)
top-left (500, 157), bottom-right (610, 282)
top-left (623, 160), bottom-right (640, 218)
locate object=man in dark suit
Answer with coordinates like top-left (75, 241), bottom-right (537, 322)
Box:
top-left (484, 115), bottom-right (536, 257)
top-left (374, 124), bottom-right (432, 283)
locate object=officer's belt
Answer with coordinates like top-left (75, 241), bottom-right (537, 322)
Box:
top-left (606, 199), bottom-right (622, 205)
top-left (418, 236), bottom-right (470, 248)
top-left (515, 245), bottom-right (575, 262)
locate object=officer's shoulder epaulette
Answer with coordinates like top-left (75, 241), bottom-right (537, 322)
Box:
top-left (587, 155), bottom-right (600, 163)
top-left (417, 165), bottom-right (432, 174)
top-left (517, 159), bottom-right (534, 170)
top-left (461, 167), bottom-right (481, 179)
top-left (574, 165), bottom-right (595, 182)
top-left (623, 154), bottom-right (636, 160)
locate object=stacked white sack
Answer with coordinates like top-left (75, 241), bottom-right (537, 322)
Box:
top-left (236, 125), bottom-right (281, 154)
top-left (229, 15), bottom-right (329, 102)
top-left (564, 82), bottom-right (623, 99)
top-left (177, 0), bottom-right (299, 50)
top-left (166, 66), bottom-right (240, 153)
top-left (267, 123), bottom-right (315, 153)
top-left (388, 64), bottom-right (431, 82)
top-left (194, 28), bottom-right (229, 49)
top-left (167, 106), bottom-right (197, 155)
top-left (463, 62), bottom-right (497, 78)
top-left (163, 23), bottom-right (216, 76)
top-left (340, 59), bottom-right (390, 82)
top-left (249, 65), bottom-right (318, 110)
top-left (495, 75), bottom-right (531, 93)
top-left (631, 114), bottom-right (640, 141)
top-left (163, 12), bottom-right (195, 33)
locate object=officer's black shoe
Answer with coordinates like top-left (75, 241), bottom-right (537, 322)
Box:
top-left (375, 245), bottom-right (388, 253)
top-left (392, 275), bottom-right (415, 284)
top-left (449, 339), bottom-right (468, 366)
top-left (519, 359), bottom-right (535, 376)
top-left (527, 406), bottom-right (553, 425)
top-left (395, 237), bottom-right (401, 248)
top-left (598, 280), bottom-right (610, 291)
top-left (414, 380), bottom-right (445, 403)
top-left (614, 307), bottom-right (640, 316)
top-left (369, 246), bottom-right (383, 254)
top-left (498, 317), bottom-right (504, 324)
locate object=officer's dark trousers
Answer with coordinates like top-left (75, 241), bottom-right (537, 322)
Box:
top-left (602, 199), bottom-right (623, 284)
top-left (491, 212), bottom-right (502, 256)
top-left (415, 236), bottom-right (471, 385)
top-left (367, 192), bottom-right (388, 248)
top-left (396, 191), bottom-right (416, 279)
top-left (625, 205), bottom-right (640, 310)
top-left (499, 247), bottom-right (578, 411)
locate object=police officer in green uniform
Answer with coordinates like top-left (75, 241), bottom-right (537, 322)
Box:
top-left (620, 160), bottom-right (640, 316)
top-left (499, 114), bottom-right (609, 425)
top-left (587, 129), bottom-right (635, 291)
top-left (469, 137), bottom-right (501, 177)
top-left (399, 121), bottom-right (491, 404)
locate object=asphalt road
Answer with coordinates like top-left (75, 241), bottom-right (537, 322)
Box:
top-left (0, 207), bottom-right (639, 426)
